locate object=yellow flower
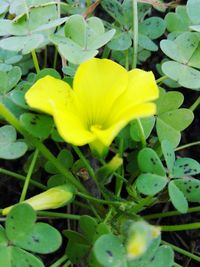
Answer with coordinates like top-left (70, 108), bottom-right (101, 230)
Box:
top-left (25, 58), bottom-right (158, 157)
top-left (2, 185), bottom-right (74, 215)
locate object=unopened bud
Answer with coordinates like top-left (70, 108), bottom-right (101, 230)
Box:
top-left (2, 184), bottom-right (75, 215)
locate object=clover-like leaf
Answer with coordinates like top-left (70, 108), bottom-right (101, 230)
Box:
top-left (0, 125), bottom-right (28, 159)
top-left (11, 247), bottom-right (45, 267)
top-left (0, 67), bottom-right (21, 95)
top-left (80, 215), bottom-right (98, 243)
top-left (45, 149), bottom-right (74, 174)
top-left (130, 117), bottom-right (155, 142)
top-left (139, 17), bottom-right (166, 40)
top-left (174, 178), bottom-right (200, 202)
top-left (162, 61), bottom-right (200, 90)
top-left (165, 6), bottom-right (191, 32)
top-left (93, 234), bottom-right (127, 267)
top-left (15, 222), bottom-right (62, 254)
top-left (138, 148), bottom-right (166, 176)
top-left (161, 140), bottom-right (175, 175)
top-left (168, 181), bottom-right (188, 213)
top-left (186, 0), bottom-right (200, 24)
top-left (108, 31), bottom-right (132, 51)
top-left (147, 245), bottom-right (174, 267)
top-left (172, 157), bottom-right (200, 177)
top-left (155, 90), bottom-right (194, 147)
top-left (0, 34), bottom-right (44, 54)
top-left (5, 203), bottom-right (36, 241)
top-left (20, 113), bottom-right (54, 139)
top-left (156, 90), bottom-right (184, 114)
top-left (136, 173), bottom-right (168, 196)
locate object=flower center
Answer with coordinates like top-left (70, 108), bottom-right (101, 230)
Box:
top-left (90, 124), bottom-right (102, 132)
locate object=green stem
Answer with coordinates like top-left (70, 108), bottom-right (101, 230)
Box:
top-left (31, 50), bottom-right (40, 73)
top-left (144, 206), bottom-right (200, 220)
top-left (19, 149), bottom-right (39, 202)
top-left (162, 240), bottom-right (200, 262)
top-left (0, 167), bottom-right (46, 190)
top-left (125, 49), bottom-right (129, 70)
top-left (115, 138), bottom-right (124, 197)
top-left (132, 0), bottom-right (138, 69)
top-left (161, 222), bottom-right (200, 231)
top-left (49, 255), bottom-right (68, 267)
top-left (156, 75), bottom-right (168, 84)
top-left (0, 103), bottom-right (87, 194)
top-left (72, 146), bottom-right (96, 183)
top-left (173, 263), bottom-right (182, 267)
top-left (175, 141), bottom-right (200, 151)
top-left (102, 46), bottom-right (110, 58)
top-left (136, 118), bottom-right (146, 147)
top-left (189, 96), bottom-right (200, 112)
top-left (131, 196), bottom-right (154, 213)
top-left (86, 0), bottom-right (91, 7)
top-left (63, 261), bottom-right (71, 267)
top-left (37, 211), bottom-right (80, 220)
top-left (77, 192), bottom-right (126, 206)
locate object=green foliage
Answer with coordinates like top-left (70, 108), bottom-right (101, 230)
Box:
top-left (0, 125), bottom-right (27, 159)
top-left (0, 1), bottom-right (199, 265)
top-left (50, 14), bottom-right (115, 64)
top-left (0, 204), bottom-right (62, 266)
top-left (155, 89), bottom-right (194, 147)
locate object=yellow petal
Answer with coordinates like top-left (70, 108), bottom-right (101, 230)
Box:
top-left (53, 107), bottom-right (95, 146)
top-left (25, 75), bottom-right (74, 115)
top-left (107, 69), bottom-right (158, 124)
top-left (92, 103), bottom-right (156, 146)
top-left (73, 58), bottom-right (128, 126)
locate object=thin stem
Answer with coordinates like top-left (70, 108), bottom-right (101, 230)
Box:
top-left (86, 0), bottom-right (91, 7)
top-left (144, 206), bottom-right (200, 220)
top-left (131, 196), bottom-right (154, 213)
top-left (176, 141), bottom-right (200, 151)
top-left (125, 49), bottom-right (129, 70)
top-left (103, 207), bottom-right (114, 224)
top-left (173, 263), bottom-right (182, 267)
top-left (161, 222), bottom-right (200, 232)
top-left (102, 46), bottom-right (110, 58)
top-left (136, 118), bottom-right (146, 147)
top-left (0, 167), bottom-right (46, 190)
top-left (19, 149), bottom-right (39, 202)
top-left (63, 261), bottom-right (71, 267)
top-left (115, 138), bottom-right (124, 197)
top-left (132, 0), bottom-right (138, 69)
top-left (0, 103), bottom-right (87, 194)
top-left (49, 255), bottom-right (68, 267)
top-left (37, 211), bottom-right (80, 220)
top-left (161, 240), bottom-right (200, 262)
top-left (72, 146), bottom-right (95, 181)
top-left (31, 50), bottom-right (40, 73)
top-left (156, 75), bottom-right (168, 84)
top-left (189, 96), bottom-right (200, 112)
top-left (77, 192), bottom-right (126, 206)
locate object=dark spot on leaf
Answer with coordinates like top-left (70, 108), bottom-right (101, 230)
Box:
top-left (186, 189), bottom-right (191, 193)
top-left (106, 250), bottom-right (113, 257)
top-left (150, 256), bottom-right (155, 262)
top-left (195, 185), bottom-right (199, 189)
top-left (32, 235), bottom-right (40, 243)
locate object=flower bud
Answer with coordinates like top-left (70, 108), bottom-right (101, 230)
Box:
top-left (2, 184), bottom-right (75, 215)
